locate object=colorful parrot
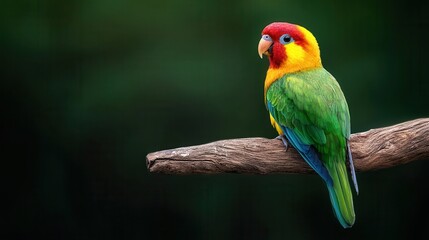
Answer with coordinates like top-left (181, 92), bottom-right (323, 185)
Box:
top-left (258, 22), bottom-right (358, 228)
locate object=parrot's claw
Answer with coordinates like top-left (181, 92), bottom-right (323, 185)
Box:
top-left (276, 135), bottom-right (289, 151)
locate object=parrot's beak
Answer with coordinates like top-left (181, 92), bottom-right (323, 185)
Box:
top-left (258, 38), bottom-right (273, 59)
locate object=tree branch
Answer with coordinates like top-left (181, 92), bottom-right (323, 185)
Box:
top-left (146, 118), bottom-right (429, 174)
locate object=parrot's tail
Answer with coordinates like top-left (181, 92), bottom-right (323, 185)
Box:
top-left (326, 160), bottom-right (355, 228)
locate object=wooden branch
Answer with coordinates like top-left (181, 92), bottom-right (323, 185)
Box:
top-left (146, 118), bottom-right (429, 174)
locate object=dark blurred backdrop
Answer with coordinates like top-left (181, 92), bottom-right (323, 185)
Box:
top-left (2, 0), bottom-right (429, 239)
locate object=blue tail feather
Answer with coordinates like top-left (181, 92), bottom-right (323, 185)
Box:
top-left (327, 185), bottom-right (352, 228)
top-left (347, 141), bottom-right (359, 194)
top-left (282, 127), bottom-right (333, 187)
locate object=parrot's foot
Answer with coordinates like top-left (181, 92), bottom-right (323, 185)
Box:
top-left (276, 135), bottom-right (289, 151)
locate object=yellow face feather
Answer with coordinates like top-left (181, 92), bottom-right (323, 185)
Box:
top-left (262, 25), bottom-right (322, 102)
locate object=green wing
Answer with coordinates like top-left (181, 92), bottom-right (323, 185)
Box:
top-left (266, 67), bottom-right (350, 154)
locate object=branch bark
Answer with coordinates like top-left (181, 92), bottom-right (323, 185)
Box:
top-left (146, 118), bottom-right (429, 174)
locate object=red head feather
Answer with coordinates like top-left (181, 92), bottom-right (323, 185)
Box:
top-left (261, 22), bottom-right (309, 68)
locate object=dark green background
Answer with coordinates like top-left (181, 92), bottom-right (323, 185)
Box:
top-left (3, 0), bottom-right (429, 239)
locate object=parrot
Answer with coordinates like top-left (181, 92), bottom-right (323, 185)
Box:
top-left (257, 22), bottom-right (358, 228)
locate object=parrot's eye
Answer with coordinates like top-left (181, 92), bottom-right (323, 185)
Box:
top-left (262, 34), bottom-right (272, 42)
top-left (279, 34), bottom-right (294, 45)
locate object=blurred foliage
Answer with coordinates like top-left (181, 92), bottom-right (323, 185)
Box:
top-left (3, 0), bottom-right (429, 239)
